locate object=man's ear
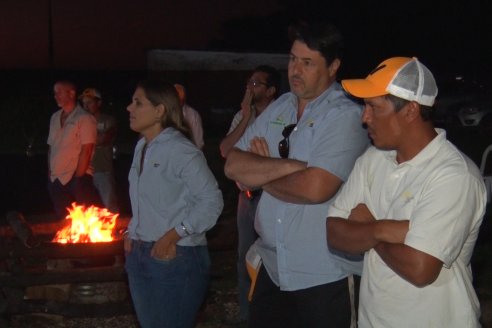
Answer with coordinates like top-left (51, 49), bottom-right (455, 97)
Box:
top-left (328, 58), bottom-right (341, 77)
top-left (404, 101), bottom-right (421, 122)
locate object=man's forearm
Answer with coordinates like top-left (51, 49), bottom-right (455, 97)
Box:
top-left (224, 148), bottom-right (305, 188)
top-left (326, 218), bottom-right (379, 254)
top-left (326, 218), bottom-right (409, 254)
top-left (263, 166), bottom-right (341, 204)
top-left (375, 242), bottom-right (443, 287)
top-left (75, 143), bottom-right (94, 177)
top-left (47, 147), bottom-right (51, 175)
top-left (327, 215), bottom-right (441, 287)
top-left (219, 117), bottom-right (251, 158)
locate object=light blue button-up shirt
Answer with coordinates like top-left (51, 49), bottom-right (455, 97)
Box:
top-left (128, 128), bottom-right (223, 246)
top-left (236, 82), bottom-right (369, 291)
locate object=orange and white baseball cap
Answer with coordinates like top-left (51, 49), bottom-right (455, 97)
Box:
top-left (342, 57), bottom-right (438, 106)
top-left (79, 88), bottom-right (102, 100)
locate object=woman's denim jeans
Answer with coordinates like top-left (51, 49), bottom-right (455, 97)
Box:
top-left (125, 241), bottom-right (210, 328)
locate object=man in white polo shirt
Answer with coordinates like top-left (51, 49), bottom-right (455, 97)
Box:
top-left (326, 57), bottom-right (486, 327)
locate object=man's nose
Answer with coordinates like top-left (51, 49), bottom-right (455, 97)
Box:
top-left (290, 61), bottom-right (302, 75)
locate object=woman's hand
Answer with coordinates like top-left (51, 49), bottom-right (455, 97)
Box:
top-left (124, 233), bottom-right (132, 253)
top-left (151, 228), bottom-right (181, 260)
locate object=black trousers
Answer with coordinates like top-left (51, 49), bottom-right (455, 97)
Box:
top-left (249, 265), bottom-right (352, 328)
top-left (48, 174), bottom-right (103, 220)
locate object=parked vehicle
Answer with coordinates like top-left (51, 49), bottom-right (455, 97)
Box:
top-left (455, 97), bottom-right (492, 129)
top-left (433, 76), bottom-right (488, 129)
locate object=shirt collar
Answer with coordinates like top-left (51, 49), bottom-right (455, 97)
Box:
top-left (287, 81), bottom-right (342, 110)
top-left (384, 128), bottom-right (447, 167)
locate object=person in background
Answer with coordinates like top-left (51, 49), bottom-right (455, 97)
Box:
top-left (124, 80), bottom-right (223, 328)
top-left (174, 83), bottom-right (204, 149)
top-left (79, 88), bottom-right (119, 213)
top-left (219, 64), bottom-right (281, 323)
top-left (47, 80), bottom-right (102, 220)
top-left (224, 22), bottom-right (369, 327)
top-left (326, 57), bottom-right (486, 327)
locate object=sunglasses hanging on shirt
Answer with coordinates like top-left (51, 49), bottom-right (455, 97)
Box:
top-left (278, 124), bottom-right (296, 159)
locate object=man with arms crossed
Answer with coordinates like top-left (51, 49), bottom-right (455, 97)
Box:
top-left (225, 22), bottom-right (368, 327)
top-left (326, 57), bottom-right (486, 327)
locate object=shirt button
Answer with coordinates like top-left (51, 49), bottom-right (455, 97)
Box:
top-left (277, 218), bottom-right (282, 223)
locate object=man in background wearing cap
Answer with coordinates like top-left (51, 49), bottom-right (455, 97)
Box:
top-left (174, 84), bottom-right (204, 149)
top-left (326, 57), bottom-right (486, 327)
top-left (225, 22), bottom-right (368, 327)
top-left (47, 81), bottom-right (102, 220)
top-left (80, 88), bottom-right (119, 213)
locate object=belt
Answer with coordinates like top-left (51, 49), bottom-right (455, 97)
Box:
top-left (245, 189), bottom-right (262, 200)
top-left (131, 239), bottom-right (155, 248)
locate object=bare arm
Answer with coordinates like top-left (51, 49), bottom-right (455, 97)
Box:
top-left (224, 147), bottom-right (306, 188)
top-left (220, 90), bottom-right (254, 158)
top-left (47, 147), bottom-right (51, 176)
top-left (264, 167), bottom-right (342, 204)
top-left (228, 136), bottom-right (342, 204)
top-left (327, 201), bottom-right (442, 287)
top-left (74, 143), bottom-right (95, 177)
top-left (248, 136), bottom-right (343, 204)
top-left (220, 113), bottom-right (252, 157)
top-left (326, 218), bottom-right (409, 254)
top-left (375, 243), bottom-right (443, 287)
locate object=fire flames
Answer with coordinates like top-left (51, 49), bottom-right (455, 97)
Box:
top-left (52, 203), bottom-right (119, 244)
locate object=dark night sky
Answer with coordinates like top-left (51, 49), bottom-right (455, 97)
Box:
top-left (1, 0), bottom-right (491, 81)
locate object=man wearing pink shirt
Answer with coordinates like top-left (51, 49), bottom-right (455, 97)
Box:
top-left (47, 80), bottom-right (102, 220)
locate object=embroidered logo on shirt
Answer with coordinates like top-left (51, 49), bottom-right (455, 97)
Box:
top-left (153, 163), bottom-right (160, 168)
top-left (270, 116), bottom-right (287, 126)
top-left (402, 191), bottom-right (414, 205)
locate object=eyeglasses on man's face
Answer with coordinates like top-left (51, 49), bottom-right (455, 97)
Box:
top-left (246, 79), bottom-right (268, 88)
top-left (278, 124), bottom-right (296, 159)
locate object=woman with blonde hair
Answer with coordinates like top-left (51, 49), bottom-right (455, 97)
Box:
top-left (124, 80), bottom-right (223, 328)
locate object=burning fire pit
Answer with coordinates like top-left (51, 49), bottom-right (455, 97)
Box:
top-left (0, 204), bottom-right (133, 320)
top-left (52, 203), bottom-right (120, 244)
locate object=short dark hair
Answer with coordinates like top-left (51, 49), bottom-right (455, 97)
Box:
top-left (254, 65), bottom-right (281, 98)
top-left (385, 94), bottom-right (433, 121)
top-left (290, 21), bottom-right (344, 66)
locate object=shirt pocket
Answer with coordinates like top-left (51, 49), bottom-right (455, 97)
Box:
top-left (60, 122), bottom-right (79, 148)
top-left (289, 125), bottom-right (315, 161)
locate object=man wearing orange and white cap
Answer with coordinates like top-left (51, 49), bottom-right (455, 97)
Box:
top-left (79, 88), bottom-right (119, 213)
top-left (326, 57), bottom-right (485, 327)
